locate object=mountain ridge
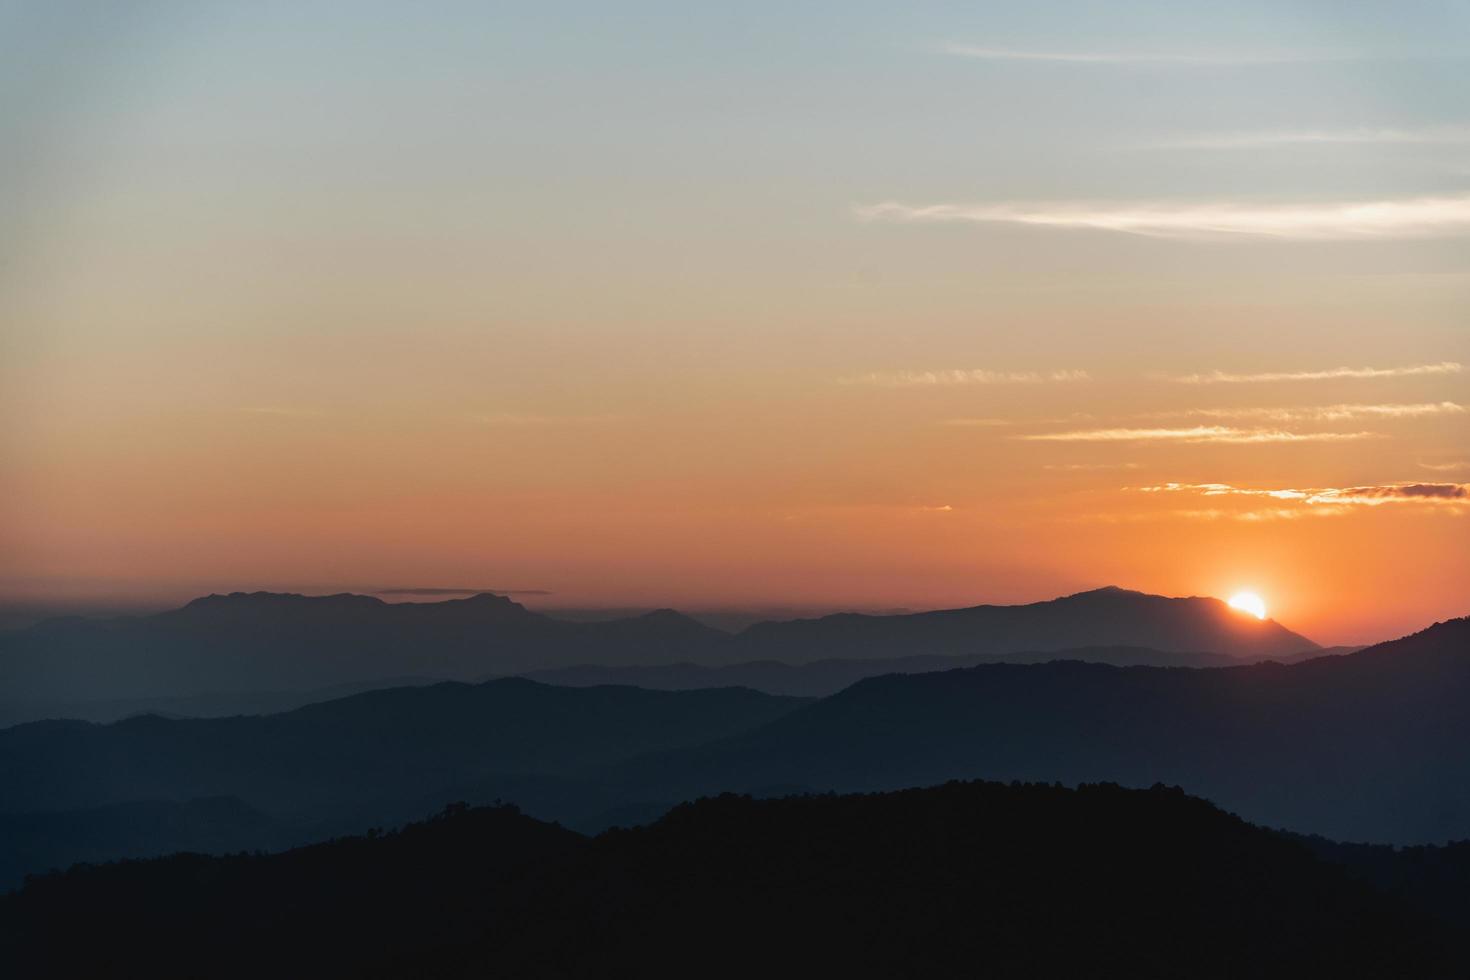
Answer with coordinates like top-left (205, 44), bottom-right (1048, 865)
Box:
top-left (2, 781), bottom-right (1455, 978)
top-left (0, 585), bottom-right (1320, 705)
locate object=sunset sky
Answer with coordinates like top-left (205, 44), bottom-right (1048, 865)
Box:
top-left (2, 2), bottom-right (1467, 643)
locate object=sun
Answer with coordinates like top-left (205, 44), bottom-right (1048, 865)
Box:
top-left (1228, 591), bottom-right (1267, 620)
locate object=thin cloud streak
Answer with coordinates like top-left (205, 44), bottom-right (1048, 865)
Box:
top-left (855, 197), bottom-right (1470, 241)
top-left (1076, 506), bottom-right (1346, 524)
top-left (1018, 426), bottom-right (1377, 444)
top-left (1152, 125), bottom-right (1470, 149)
top-left (1170, 362), bottom-right (1461, 384)
top-left (374, 587), bottom-right (554, 597)
top-left (473, 412), bottom-right (627, 426)
top-left (1154, 401), bottom-right (1465, 422)
top-left (1137, 482), bottom-right (1470, 508)
top-left (938, 43), bottom-right (1350, 66)
top-left (1420, 460), bottom-right (1470, 472)
top-left (238, 406), bottom-right (328, 418)
top-left (842, 368), bottom-right (1088, 387)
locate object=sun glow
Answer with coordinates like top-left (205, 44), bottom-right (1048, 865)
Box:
top-left (1228, 591), bottom-right (1268, 620)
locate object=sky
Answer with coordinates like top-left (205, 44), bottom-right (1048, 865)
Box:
top-left (1, 1), bottom-right (1467, 643)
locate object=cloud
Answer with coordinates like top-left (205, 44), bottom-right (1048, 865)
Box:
top-left (1043, 462), bottom-right (1143, 471)
top-left (239, 406), bottom-right (326, 418)
top-left (1068, 507), bottom-right (1343, 524)
top-left (1137, 482), bottom-right (1470, 509)
top-left (374, 587), bottom-right (554, 596)
top-left (854, 197), bottom-right (1470, 241)
top-left (1316, 483), bottom-right (1470, 505)
top-left (1155, 401), bottom-right (1465, 422)
top-left (941, 414), bottom-right (1094, 427)
top-left (1420, 460), bottom-right (1470, 472)
top-left (1017, 426), bottom-right (1376, 444)
top-left (473, 412), bottom-right (625, 426)
top-left (938, 43), bottom-right (1346, 66)
top-left (1151, 125), bottom-right (1470, 149)
top-left (841, 368), bottom-right (1088, 387)
top-left (939, 418), bottom-right (1020, 427)
top-left (1169, 362), bottom-right (1461, 384)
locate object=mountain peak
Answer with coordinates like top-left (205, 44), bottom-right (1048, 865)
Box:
top-left (1060, 585), bottom-right (1142, 599)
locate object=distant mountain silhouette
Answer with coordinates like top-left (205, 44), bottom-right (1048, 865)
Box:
top-left (0, 592), bottom-right (730, 701)
top-left (1, 782), bottom-right (1456, 978)
top-left (0, 616), bottom-right (1460, 889)
top-left (0, 585), bottom-right (1319, 706)
top-left (724, 585), bottom-right (1317, 664)
top-left (608, 616), bottom-right (1470, 843)
top-left (0, 676), bottom-right (444, 729)
top-left (0, 797), bottom-right (273, 890)
top-left (0, 680), bottom-right (804, 885)
top-left (524, 643), bottom-right (1318, 697)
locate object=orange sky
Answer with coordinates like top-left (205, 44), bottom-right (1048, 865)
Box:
top-left (2, 4), bottom-right (1468, 645)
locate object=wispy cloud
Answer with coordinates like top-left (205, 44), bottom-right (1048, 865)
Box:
top-left (1152, 125), bottom-right (1470, 149)
top-left (841, 368), bottom-right (1088, 387)
top-left (941, 414), bottom-right (1093, 427)
top-left (1043, 462), bottom-right (1143, 471)
top-left (854, 197), bottom-right (1470, 241)
top-left (473, 412), bottom-right (626, 426)
top-left (938, 418), bottom-right (1018, 427)
top-left (1018, 426), bottom-right (1376, 444)
top-left (1138, 481), bottom-right (1470, 509)
top-left (1070, 507), bottom-right (1347, 524)
top-left (938, 43), bottom-right (1348, 67)
top-left (1169, 362), bottom-right (1461, 384)
top-left (1153, 401), bottom-right (1465, 422)
top-left (1420, 459), bottom-right (1470, 473)
top-left (239, 406), bottom-right (327, 418)
top-left (373, 587), bottom-right (554, 597)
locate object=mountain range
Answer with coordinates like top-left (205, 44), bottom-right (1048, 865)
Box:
top-left (523, 642), bottom-right (1346, 698)
top-left (0, 612), bottom-right (1463, 886)
top-left (603, 615), bottom-right (1470, 843)
top-left (0, 585), bottom-right (1317, 710)
top-left (2, 781), bottom-right (1459, 978)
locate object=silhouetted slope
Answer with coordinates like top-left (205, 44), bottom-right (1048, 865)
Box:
top-left (0, 587), bottom-right (1318, 706)
top-left (0, 592), bottom-right (732, 701)
top-left (0, 680), bottom-right (805, 884)
top-left (611, 617), bottom-right (1470, 843)
top-left (0, 782), bottom-right (1453, 979)
top-left (0, 676), bottom-right (444, 729)
top-left (0, 797), bottom-right (273, 889)
top-left (526, 644), bottom-right (1253, 697)
top-left (1295, 834), bottom-right (1470, 933)
top-left (727, 585), bottom-right (1318, 663)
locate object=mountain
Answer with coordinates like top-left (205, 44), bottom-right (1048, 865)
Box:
top-left (723, 585), bottom-right (1318, 664)
top-left (0, 680), bottom-right (805, 885)
top-left (0, 592), bottom-right (731, 702)
top-left (525, 644), bottom-right (1271, 697)
top-left (0, 797), bottom-right (275, 890)
top-left (0, 585), bottom-right (1318, 707)
top-left (0, 676), bottom-right (444, 730)
top-left (607, 616), bottom-right (1470, 843)
top-left (1, 782), bottom-right (1455, 978)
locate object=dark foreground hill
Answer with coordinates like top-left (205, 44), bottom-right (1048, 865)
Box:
top-left (0, 586), bottom-right (1316, 707)
top-left (611, 616), bottom-right (1470, 843)
top-left (0, 680), bottom-right (805, 886)
top-left (1, 781), bottom-right (1457, 979)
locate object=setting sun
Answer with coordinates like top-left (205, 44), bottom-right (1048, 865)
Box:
top-left (1228, 592), bottom-right (1268, 620)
